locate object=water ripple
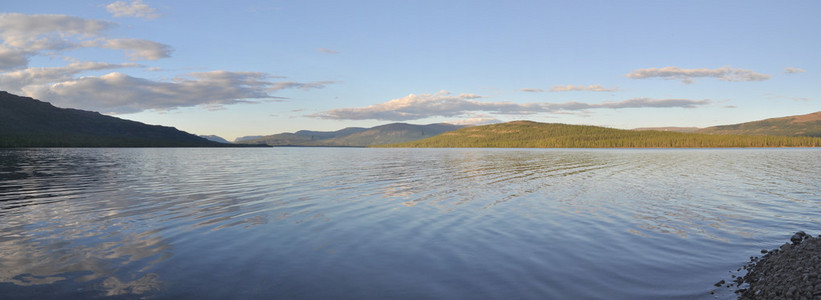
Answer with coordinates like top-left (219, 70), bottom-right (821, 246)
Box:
top-left (1, 148), bottom-right (820, 299)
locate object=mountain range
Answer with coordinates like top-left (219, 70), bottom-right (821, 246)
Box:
top-left (2, 91), bottom-right (820, 148)
top-left (0, 91), bottom-right (225, 147)
top-left (236, 123), bottom-right (464, 147)
top-left (237, 111), bottom-right (821, 147)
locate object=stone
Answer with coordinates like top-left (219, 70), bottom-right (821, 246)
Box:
top-left (792, 231), bottom-right (808, 244)
top-left (734, 232), bottom-right (821, 300)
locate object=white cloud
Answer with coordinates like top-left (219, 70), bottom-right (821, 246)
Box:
top-left (0, 13), bottom-right (170, 70)
top-left (626, 66), bottom-right (770, 84)
top-left (106, 0), bottom-right (161, 19)
top-left (0, 13), bottom-right (114, 44)
top-left (22, 71), bottom-right (336, 114)
top-left (311, 91), bottom-right (711, 121)
top-left (0, 13), bottom-right (116, 70)
top-left (596, 97), bottom-right (709, 109)
top-left (0, 49), bottom-right (29, 70)
top-left (0, 12), bottom-right (335, 115)
top-left (311, 91), bottom-right (495, 121)
top-left (783, 67), bottom-right (806, 74)
top-left (521, 88), bottom-right (544, 93)
top-left (0, 61), bottom-right (140, 93)
top-left (102, 39), bottom-right (172, 60)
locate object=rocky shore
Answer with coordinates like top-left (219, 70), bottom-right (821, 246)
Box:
top-left (730, 232), bottom-right (821, 299)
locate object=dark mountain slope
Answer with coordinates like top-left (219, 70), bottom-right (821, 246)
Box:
top-left (199, 135), bottom-right (232, 144)
top-left (0, 91), bottom-right (224, 147)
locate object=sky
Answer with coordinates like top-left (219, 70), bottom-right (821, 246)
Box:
top-left (1, 0), bottom-right (819, 141)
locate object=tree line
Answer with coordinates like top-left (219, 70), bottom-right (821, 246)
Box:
top-left (379, 122), bottom-right (821, 148)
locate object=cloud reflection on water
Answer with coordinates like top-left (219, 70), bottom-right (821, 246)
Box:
top-left (0, 149), bottom-right (169, 297)
top-left (1, 148), bottom-right (820, 299)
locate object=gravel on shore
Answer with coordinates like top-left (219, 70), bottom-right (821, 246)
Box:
top-left (730, 232), bottom-right (821, 299)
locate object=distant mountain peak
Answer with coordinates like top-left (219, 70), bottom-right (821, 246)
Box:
top-left (237, 122), bottom-right (465, 147)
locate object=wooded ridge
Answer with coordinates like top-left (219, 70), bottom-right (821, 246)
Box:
top-left (379, 121), bottom-right (821, 148)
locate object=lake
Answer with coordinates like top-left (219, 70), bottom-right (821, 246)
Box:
top-left (1, 148), bottom-right (820, 299)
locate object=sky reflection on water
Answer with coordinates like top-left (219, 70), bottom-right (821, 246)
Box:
top-left (1, 148), bottom-right (820, 299)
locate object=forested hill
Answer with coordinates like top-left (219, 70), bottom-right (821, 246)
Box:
top-left (380, 121), bottom-right (821, 148)
top-left (0, 91), bottom-right (225, 147)
top-left (696, 111), bottom-right (821, 137)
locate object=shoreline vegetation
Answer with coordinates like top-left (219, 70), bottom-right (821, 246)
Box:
top-left (376, 121), bottom-right (821, 148)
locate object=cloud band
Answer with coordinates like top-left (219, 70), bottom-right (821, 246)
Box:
top-left (312, 91), bottom-right (711, 121)
top-left (626, 66), bottom-right (769, 84)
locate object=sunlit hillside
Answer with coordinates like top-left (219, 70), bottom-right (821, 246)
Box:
top-left (380, 121), bottom-right (821, 148)
top-left (697, 111), bottom-right (821, 137)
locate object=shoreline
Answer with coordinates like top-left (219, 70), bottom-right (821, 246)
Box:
top-left (728, 232), bottom-right (821, 299)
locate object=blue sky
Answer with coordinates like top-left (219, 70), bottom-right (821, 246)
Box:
top-left (1, 0), bottom-right (818, 141)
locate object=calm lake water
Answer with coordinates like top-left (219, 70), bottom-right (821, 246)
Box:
top-left (1, 148), bottom-right (820, 299)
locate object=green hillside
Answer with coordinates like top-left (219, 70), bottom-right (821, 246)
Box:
top-left (696, 111), bottom-right (821, 137)
top-left (239, 123), bottom-right (463, 146)
top-left (380, 121), bottom-right (821, 148)
top-left (0, 91), bottom-right (226, 147)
